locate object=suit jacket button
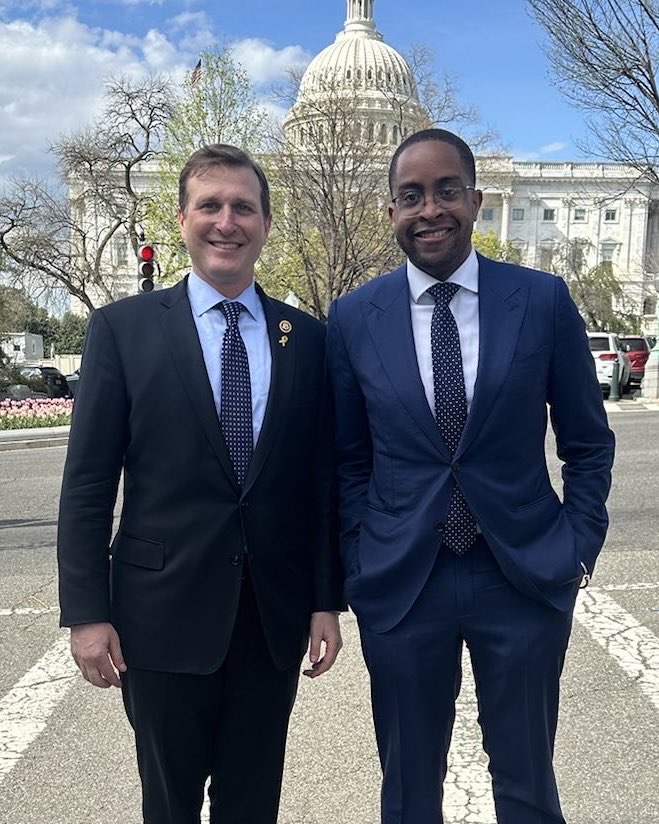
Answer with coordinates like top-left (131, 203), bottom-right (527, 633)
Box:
top-left (230, 554), bottom-right (242, 566)
top-left (434, 522), bottom-right (445, 533)
top-left (452, 462), bottom-right (461, 472)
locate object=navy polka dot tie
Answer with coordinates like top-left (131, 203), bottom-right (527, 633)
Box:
top-left (219, 301), bottom-right (253, 488)
top-left (428, 282), bottom-right (477, 555)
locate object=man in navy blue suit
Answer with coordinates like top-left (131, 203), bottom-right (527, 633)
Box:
top-left (326, 128), bottom-right (615, 823)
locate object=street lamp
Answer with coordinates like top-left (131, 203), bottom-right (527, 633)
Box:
top-left (641, 273), bottom-right (659, 399)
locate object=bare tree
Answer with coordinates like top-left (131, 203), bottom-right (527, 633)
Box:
top-left (261, 49), bottom-right (498, 320)
top-left (401, 44), bottom-right (498, 152)
top-left (0, 75), bottom-right (174, 312)
top-left (528, 0), bottom-right (659, 180)
top-left (261, 74), bottom-right (402, 319)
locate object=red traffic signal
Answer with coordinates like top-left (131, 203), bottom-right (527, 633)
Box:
top-left (137, 244), bottom-right (156, 292)
top-left (137, 244), bottom-right (155, 277)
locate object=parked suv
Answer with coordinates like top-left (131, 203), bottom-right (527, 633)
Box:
top-left (18, 365), bottom-right (71, 398)
top-left (620, 335), bottom-right (653, 386)
top-left (0, 367), bottom-right (48, 400)
top-left (587, 332), bottom-right (631, 396)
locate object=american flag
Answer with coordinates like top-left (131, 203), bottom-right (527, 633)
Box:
top-left (191, 58), bottom-right (202, 86)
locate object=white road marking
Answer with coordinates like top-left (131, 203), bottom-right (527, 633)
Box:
top-left (0, 607), bottom-right (59, 617)
top-left (594, 582), bottom-right (659, 592)
top-left (575, 589), bottom-right (659, 711)
top-left (0, 632), bottom-right (78, 785)
top-left (1, 586), bottom-right (658, 818)
top-left (444, 653), bottom-right (496, 823)
top-left (201, 779), bottom-right (210, 822)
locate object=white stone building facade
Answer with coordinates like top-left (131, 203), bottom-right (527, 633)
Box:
top-left (476, 157), bottom-right (659, 327)
top-left (70, 0), bottom-right (659, 332)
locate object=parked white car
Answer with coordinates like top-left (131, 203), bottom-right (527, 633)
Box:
top-left (587, 332), bottom-right (632, 396)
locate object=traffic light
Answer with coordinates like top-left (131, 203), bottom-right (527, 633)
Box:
top-left (137, 244), bottom-right (156, 292)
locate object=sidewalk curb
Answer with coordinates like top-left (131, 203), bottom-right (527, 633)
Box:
top-left (0, 426), bottom-right (70, 452)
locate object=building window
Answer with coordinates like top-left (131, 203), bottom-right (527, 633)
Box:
top-left (573, 208), bottom-right (586, 222)
top-left (512, 208), bottom-right (524, 221)
top-left (539, 245), bottom-right (554, 271)
top-left (481, 208), bottom-right (494, 221)
top-left (604, 209), bottom-right (617, 222)
top-left (601, 243), bottom-right (616, 263)
top-left (643, 296), bottom-right (656, 315)
top-left (115, 236), bottom-right (128, 266)
top-left (379, 123), bottom-right (387, 144)
top-left (542, 208), bottom-right (556, 222)
top-left (567, 240), bottom-right (588, 273)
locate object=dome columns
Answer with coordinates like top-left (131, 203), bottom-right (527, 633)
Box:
top-left (347, 0), bottom-right (374, 21)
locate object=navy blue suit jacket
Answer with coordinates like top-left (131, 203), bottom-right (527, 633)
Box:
top-left (327, 255), bottom-right (615, 632)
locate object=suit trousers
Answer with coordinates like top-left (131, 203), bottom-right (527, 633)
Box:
top-left (121, 572), bottom-right (301, 824)
top-left (358, 537), bottom-right (576, 824)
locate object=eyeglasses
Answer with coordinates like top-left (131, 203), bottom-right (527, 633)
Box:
top-left (391, 185), bottom-right (475, 215)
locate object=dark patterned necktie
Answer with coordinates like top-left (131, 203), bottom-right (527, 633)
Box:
top-left (219, 301), bottom-right (253, 487)
top-left (428, 282), bottom-right (477, 555)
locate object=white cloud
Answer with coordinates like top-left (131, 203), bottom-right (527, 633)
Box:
top-left (0, 14), bottom-right (309, 182)
top-left (231, 38), bottom-right (311, 85)
top-left (0, 14), bottom-right (188, 180)
top-left (540, 141), bottom-right (567, 155)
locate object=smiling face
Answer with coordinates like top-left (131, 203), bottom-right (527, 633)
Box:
top-left (178, 163), bottom-right (271, 297)
top-left (388, 139), bottom-right (482, 281)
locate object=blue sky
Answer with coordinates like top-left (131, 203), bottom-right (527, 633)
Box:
top-left (0, 0), bottom-right (594, 182)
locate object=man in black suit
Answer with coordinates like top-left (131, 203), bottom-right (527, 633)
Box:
top-left (57, 144), bottom-right (344, 824)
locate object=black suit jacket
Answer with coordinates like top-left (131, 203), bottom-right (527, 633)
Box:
top-left (58, 278), bottom-right (343, 673)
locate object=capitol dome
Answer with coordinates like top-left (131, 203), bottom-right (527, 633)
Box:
top-left (284, 0), bottom-right (424, 148)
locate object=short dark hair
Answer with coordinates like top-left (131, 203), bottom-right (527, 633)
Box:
top-left (388, 128), bottom-right (477, 193)
top-left (178, 144), bottom-right (271, 218)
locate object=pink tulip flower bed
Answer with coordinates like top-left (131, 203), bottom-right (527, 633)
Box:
top-left (0, 398), bottom-right (74, 430)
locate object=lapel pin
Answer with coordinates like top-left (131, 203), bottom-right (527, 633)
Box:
top-left (279, 335), bottom-right (289, 347)
top-left (279, 320), bottom-right (292, 334)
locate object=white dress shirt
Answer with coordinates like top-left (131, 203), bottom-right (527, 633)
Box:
top-left (407, 248), bottom-right (480, 414)
top-left (187, 272), bottom-right (272, 446)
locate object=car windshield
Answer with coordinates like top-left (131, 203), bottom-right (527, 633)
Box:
top-left (623, 339), bottom-right (646, 351)
top-left (588, 338), bottom-right (610, 352)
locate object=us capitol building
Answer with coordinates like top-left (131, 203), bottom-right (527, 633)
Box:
top-left (94, 0), bottom-right (659, 328)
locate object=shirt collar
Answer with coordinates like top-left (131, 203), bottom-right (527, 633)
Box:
top-left (187, 271), bottom-right (261, 320)
top-left (407, 247), bottom-right (479, 304)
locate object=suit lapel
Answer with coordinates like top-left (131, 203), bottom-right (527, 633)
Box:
top-left (363, 266), bottom-right (450, 459)
top-left (158, 278), bottom-right (239, 491)
top-left (242, 285), bottom-right (295, 495)
top-left (457, 255), bottom-right (528, 456)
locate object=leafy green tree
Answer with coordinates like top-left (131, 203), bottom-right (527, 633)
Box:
top-left (53, 312), bottom-right (89, 354)
top-left (547, 239), bottom-right (639, 333)
top-left (145, 47), bottom-right (269, 281)
top-left (0, 285), bottom-right (59, 351)
top-left (567, 261), bottom-right (639, 333)
top-left (472, 230), bottom-right (524, 264)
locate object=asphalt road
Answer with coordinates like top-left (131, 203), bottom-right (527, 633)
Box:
top-left (1, 408), bottom-right (658, 824)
